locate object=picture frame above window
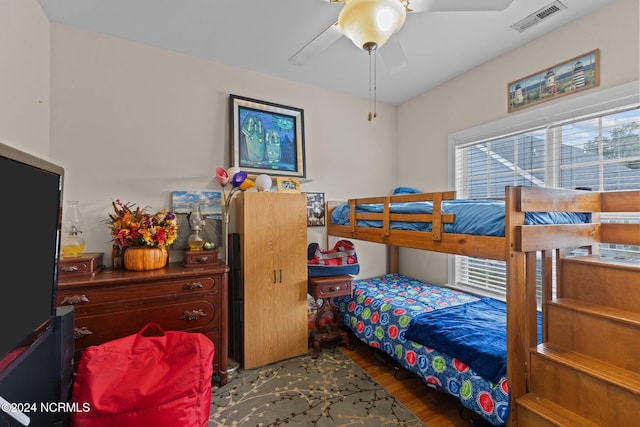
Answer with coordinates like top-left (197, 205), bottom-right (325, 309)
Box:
top-left (229, 94), bottom-right (306, 178)
top-left (508, 49), bottom-right (600, 113)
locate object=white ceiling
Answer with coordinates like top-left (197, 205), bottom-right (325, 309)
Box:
top-left (36, 0), bottom-right (614, 105)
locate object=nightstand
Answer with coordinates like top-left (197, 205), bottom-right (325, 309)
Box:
top-left (307, 275), bottom-right (354, 358)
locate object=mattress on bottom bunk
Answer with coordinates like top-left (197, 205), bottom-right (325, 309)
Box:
top-left (330, 199), bottom-right (591, 236)
top-left (405, 297), bottom-right (542, 385)
top-left (335, 274), bottom-right (515, 426)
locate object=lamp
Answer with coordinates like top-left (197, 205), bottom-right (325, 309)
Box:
top-left (255, 174), bottom-right (273, 192)
top-left (60, 200), bottom-right (86, 258)
top-left (215, 166), bottom-right (256, 264)
top-left (339, 0), bottom-right (407, 121)
top-left (339, 0), bottom-right (406, 52)
top-left (187, 203), bottom-right (205, 251)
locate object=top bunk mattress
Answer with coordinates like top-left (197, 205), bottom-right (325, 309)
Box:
top-left (330, 198), bottom-right (591, 237)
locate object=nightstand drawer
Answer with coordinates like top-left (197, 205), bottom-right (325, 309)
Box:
top-left (308, 275), bottom-right (353, 299)
top-left (315, 281), bottom-right (352, 298)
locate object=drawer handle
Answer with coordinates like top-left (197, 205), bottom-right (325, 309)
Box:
top-left (74, 326), bottom-right (93, 339)
top-left (330, 286), bottom-right (341, 292)
top-left (61, 294), bottom-right (90, 305)
top-left (61, 265), bottom-right (79, 272)
top-left (180, 309), bottom-right (207, 321)
top-left (196, 256), bottom-right (209, 262)
top-left (184, 281), bottom-right (204, 290)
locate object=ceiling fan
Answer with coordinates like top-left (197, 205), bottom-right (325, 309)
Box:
top-left (289, 0), bottom-right (515, 66)
top-left (289, 0), bottom-right (514, 120)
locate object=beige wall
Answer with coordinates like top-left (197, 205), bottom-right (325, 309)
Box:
top-left (0, 0), bottom-right (50, 159)
top-left (396, 0), bottom-right (640, 284)
top-left (3, 0), bottom-right (638, 281)
top-left (48, 25), bottom-right (397, 274)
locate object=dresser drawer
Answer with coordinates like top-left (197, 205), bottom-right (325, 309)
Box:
top-left (73, 298), bottom-right (219, 350)
top-left (202, 329), bottom-right (221, 373)
top-left (58, 275), bottom-right (221, 308)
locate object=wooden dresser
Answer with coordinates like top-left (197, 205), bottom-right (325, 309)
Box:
top-left (57, 262), bottom-right (230, 385)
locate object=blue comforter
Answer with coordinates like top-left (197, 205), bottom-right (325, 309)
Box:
top-left (405, 298), bottom-right (542, 384)
top-left (330, 199), bottom-right (591, 237)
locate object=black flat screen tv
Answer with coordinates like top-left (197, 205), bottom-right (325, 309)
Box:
top-left (0, 142), bottom-right (63, 377)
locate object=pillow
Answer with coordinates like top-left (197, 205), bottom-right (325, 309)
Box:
top-left (393, 186), bottom-right (422, 195)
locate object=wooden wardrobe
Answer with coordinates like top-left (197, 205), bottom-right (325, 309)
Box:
top-left (235, 191), bottom-right (308, 369)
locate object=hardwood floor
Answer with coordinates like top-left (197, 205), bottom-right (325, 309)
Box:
top-left (337, 336), bottom-right (476, 427)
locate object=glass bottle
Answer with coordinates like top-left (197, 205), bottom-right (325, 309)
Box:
top-left (60, 200), bottom-right (86, 257)
top-left (187, 203), bottom-right (205, 251)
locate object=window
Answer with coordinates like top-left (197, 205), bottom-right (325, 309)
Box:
top-left (448, 82), bottom-right (640, 300)
top-left (557, 109), bottom-right (640, 191)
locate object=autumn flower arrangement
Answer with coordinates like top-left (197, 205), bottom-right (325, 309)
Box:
top-left (107, 199), bottom-right (178, 249)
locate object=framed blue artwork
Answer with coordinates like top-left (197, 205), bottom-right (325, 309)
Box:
top-left (229, 94), bottom-right (306, 178)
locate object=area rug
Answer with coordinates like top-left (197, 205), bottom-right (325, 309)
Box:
top-left (209, 346), bottom-right (426, 426)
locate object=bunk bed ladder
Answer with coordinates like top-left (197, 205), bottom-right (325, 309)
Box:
top-left (515, 189), bottom-right (640, 427)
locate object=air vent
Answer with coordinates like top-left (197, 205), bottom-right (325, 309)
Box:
top-left (510, 1), bottom-right (567, 33)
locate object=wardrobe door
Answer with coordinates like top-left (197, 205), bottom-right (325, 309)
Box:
top-left (271, 193), bottom-right (308, 363)
top-left (239, 192), bottom-right (307, 368)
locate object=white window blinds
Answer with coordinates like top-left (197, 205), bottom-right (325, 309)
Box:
top-left (452, 105), bottom-right (640, 300)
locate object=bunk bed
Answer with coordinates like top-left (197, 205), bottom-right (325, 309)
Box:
top-left (327, 186), bottom-right (640, 427)
top-left (336, 273), bottom-right (524, 426)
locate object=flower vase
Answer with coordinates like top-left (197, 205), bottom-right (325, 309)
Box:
top-left (123, 247), bottom-right (168, 271)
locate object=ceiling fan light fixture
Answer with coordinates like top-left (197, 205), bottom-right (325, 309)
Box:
top-left (339, 0), bottom-right (407, 51)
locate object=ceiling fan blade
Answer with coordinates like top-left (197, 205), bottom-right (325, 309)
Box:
top-left (379, 34), bottom-right (407, 75)
top-left (288, 21), bottom-right (343, 65)
top-left (408, 0), bottom-right (514, 13)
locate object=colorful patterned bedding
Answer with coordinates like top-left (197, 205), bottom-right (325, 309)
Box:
top-left (405, 297), bottom-right (541, 385)
top-left (335, 274), bottom-right (513, 426)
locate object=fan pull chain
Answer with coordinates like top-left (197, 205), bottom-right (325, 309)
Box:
top-left (368, 47), bottom-right (378, 121)
top-left (373, 48), bottom-right (377, 120)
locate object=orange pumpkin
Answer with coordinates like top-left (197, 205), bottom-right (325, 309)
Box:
top-left (123, 247), bottom-right (168, 271)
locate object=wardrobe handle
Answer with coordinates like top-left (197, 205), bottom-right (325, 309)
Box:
top-left (279, 269), bottom-right (283, 283)
top-left (273, 270), bottom-right (276, 284)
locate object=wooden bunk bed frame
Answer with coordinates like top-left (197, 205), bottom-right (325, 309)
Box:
top-left (327, 185), bottom-right (640, 427)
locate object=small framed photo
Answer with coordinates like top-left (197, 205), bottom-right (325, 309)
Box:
top-left (305, 192), bottom-right (325, 227)
top-left (229, 94), bottom-right (306, 178)
top-left (276, 177), bottom-right (300, 193)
